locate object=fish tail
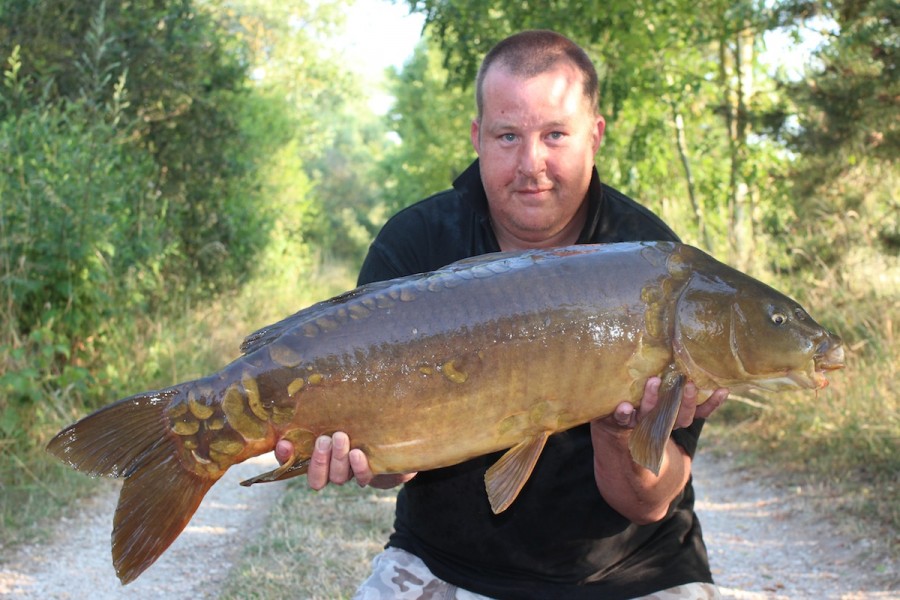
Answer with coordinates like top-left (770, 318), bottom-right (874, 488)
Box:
top-left (46, 389), bottom-right (217, 584)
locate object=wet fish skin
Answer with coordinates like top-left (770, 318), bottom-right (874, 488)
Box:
top-left (45, 241), bottom-right (844, 584)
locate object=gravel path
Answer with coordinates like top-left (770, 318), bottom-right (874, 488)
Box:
top-left (692, 452), bottom-right (897, 599)
top-left (0, 455), bottom-right (281, 599)
top-left (1, 451), bottom-right (896, 598)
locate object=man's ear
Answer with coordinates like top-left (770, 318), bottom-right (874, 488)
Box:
top-left (592, 115), bottom-right (606, 154)
top-left (471, 119), bottom-right (481, 155)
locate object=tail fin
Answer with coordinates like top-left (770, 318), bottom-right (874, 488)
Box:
top-left (47, 391), bottom-right (217, 584)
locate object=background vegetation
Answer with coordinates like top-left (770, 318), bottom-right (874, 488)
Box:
top-left (0, 0), bottom-right (896, 571)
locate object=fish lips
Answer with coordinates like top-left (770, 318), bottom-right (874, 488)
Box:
top-left (811, 342), bottom-right (845, 387)
top-left (814, 339), bottom-right (845, 371)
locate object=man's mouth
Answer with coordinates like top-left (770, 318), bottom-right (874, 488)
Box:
top-left (515, 187), bottom-right (552, 197)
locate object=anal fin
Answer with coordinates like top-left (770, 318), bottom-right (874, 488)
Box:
top-left (240, 454), bottom-right (310, 486)
top-left (484, 432), bottom-right (550, 514)
top-left (628, 369), bottom-right (686, 475)
top-left (241, 428), bottom-right (316, 486)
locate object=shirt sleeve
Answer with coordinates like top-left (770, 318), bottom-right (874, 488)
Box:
top-left (358, 239), bottom-right (410, 286)
top-left (357, 190), bottom-right (478, 285)
top-left (671, 418), bottom-right (705, 458)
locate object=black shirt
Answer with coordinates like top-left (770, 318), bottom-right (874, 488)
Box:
top-left (357, 160), bottom-right (713, 599)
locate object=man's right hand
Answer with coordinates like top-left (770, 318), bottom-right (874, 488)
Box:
top-left (275, 433), bottom-right (416, 490)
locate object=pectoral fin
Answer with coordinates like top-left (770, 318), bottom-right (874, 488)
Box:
top-left (628, 370), bottom-right (686, 476)
top-left (484, 432), bottom-right (550, 514)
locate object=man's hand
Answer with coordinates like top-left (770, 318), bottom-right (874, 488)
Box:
top-left (590, 377), bottom-right (729, 524)
top-left (600, 377), bottom-right (729, 432)
top-left (274, 433), bottom-right (415, 490)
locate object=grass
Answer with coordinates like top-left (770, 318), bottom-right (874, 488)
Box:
top-left (220, 483), bottom-right (398, 599)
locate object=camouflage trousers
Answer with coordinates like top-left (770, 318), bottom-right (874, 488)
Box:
top-left (352, 547), bottom-right (722, 600)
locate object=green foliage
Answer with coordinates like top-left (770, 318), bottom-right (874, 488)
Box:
top-left (776, 0), bottom-right (900, 274)
top-left (298, 86), bottom-right (396, 262)
top-left (0, 57), bottom-right (162, 341)
top-left (225, 0), bottom-right (388, 265)
top-left (0, 0), bottom-right (343, 545)
top-left (0, 324), bottom-right (92, 435)
top-left (0, 0), bottom-right (274, 295)
top-left (784, 0), bottom-right (898, 167)
top-left (379, 36), bottom-right (476, 214)
top-left (0, 36), bottom-right (170, 539)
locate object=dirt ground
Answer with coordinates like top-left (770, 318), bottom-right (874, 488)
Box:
top-left (0, 451), bottom-right (896, 599)
top-left (691, 453), bottom-right (897, 599)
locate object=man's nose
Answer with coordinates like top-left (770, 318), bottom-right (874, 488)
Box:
top-left (517, 139), bottom-right (547, 177)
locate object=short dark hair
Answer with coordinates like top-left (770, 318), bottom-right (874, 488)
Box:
top-left (475, 30), bottom-right (600, 120)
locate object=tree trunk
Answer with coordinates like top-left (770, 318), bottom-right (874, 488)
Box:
top-left (670, 106), bottom-right (713, 251)
top-left (719, 20), bottom-right (757, 272)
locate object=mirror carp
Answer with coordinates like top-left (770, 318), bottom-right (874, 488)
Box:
top-left (46, 241), bottom-right (845, 584)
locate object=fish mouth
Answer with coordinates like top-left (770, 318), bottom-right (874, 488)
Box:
top-left (761, 342), bottom-right (845, 392)
top-left (814, 343), bottom-right (845, 372)
top-left (810, 342), bottom-right (846, 389)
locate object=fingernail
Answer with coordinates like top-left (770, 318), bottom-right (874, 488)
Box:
top-left (316, 436), bottom-right (331, 451)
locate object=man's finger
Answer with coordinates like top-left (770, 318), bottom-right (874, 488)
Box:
top-left (329, 431), bottom-right (352, 484)
top-left (695, 388), bottom-right (729, 420)
top-left (275, 439), bottom-right (293, 465)
top-left (641, 377), bottom-right (661, 414)
top-left (307, 435), bottom-right (332, 490)
top-left (349, 448), bottom-right (373, 487)
top-left (613, 402), bottom-right (636, 427)
top-left (674, 382), bottom-right (699, 429)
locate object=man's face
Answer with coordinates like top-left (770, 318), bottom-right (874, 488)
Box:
top-left (471, 62), bottom-right (605, 250)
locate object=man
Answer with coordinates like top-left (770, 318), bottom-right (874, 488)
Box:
top-left (278, 30), bottom-right (729, 599)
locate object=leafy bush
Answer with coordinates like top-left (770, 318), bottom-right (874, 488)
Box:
top-left (0, 2), bottom-right (274, 518)
top-left (1, 48), bottom-right (165, 340)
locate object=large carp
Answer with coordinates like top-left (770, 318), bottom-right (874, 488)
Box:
top-left (47, 241), bottom-right (844, 584)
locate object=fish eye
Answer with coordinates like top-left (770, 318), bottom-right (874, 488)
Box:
top-left (771, 312), bottom-right (787, 326)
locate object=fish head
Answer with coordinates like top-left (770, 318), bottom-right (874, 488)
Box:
top-left (673, 263), bottom-right (845, 394)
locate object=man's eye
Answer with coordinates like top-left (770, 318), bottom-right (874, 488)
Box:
top-left (501, 133), bottom-right (517, 142)
top-left (548, 131), bottom-right (564, 140)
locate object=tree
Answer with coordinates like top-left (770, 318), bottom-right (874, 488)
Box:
top-left (379, 36), bottom-right (476, 215)
top-left (769, 0), bottom-right (898, 276)
top-left (781, 0), bottom-right (897, 168)
top-left (0, 0), bottom-right (272, 292)
top-left (227, 0), bottom-right (394, 265)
